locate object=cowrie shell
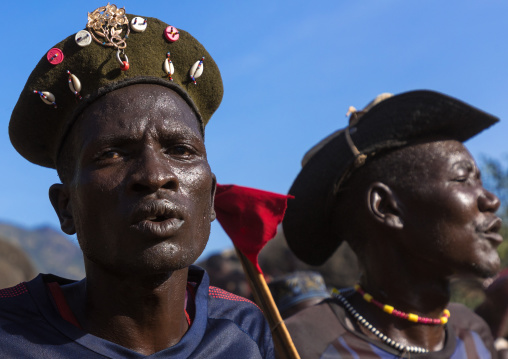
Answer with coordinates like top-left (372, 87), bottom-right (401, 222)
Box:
top-left (164, 58), bottom-right (174, 76)
top-left (40, 91), bottom-right (55, 105)
top-left (69, 74), bottom-right (81, 93)
top-left (190, 60), bottom-right (204, 79)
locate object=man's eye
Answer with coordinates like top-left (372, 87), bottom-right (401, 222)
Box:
top-left (454, 177), bottom-right (468, 182)
top-left (99, 151), bottom-right (121, 160)
top-left (169, 145), bottom-right (194, 157)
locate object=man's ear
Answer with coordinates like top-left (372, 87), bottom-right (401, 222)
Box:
top-left (209, 174), bottom-right (217, 222)
top-left (49, 184), bottom-right (76, 235)
top-left (367, 182), bottom-right (403, 229)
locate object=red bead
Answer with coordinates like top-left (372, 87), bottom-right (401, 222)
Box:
top-left (121, 61), bottom-right (129, 71)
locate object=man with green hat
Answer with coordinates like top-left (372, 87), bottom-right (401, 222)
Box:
top-left (1, 4), bottom-right (273, 358)
top-left (282, 90), bottom-right (502, 358)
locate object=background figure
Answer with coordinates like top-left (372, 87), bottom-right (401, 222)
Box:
top-left (197, 249), bottom-right (251, 299)
top-left (199, 231), bottom-right (361, 300)
top-left (268, 271), bottom-right (330, 319)
top-left (260, 226), bottom-right (361, 289)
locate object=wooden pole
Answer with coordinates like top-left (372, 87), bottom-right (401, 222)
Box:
top-left (235, 247), bottom-right (300, 359)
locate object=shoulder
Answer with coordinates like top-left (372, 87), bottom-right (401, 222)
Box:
top-left (0, 279), bottom-right (46, 354)
top-left (189, 266), bottom-right (274, 358)
top-left (207, 285), bottom-right (268, 333)
top-left (285, 297), bottom-right (342, 330)
top-left (208, 285), bottom-right (261, 312)
top-left (0, 282), bottom-right (35, 321)
top-left (449, 302), bottom-right (493, 333)
top-left (448, 302), bottom-right (496, 357)
top-left (0, 282), bottom-right (30, 299)
top-left (285, 299), bottom-right (348, 359)
top-left (207, 285), bottom-right (271, 341)
top-left (206, 286), bottom-right (274, 358)
top-left (0, 274), bottom-right (75, 324)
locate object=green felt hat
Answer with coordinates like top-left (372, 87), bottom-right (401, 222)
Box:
top-left (283, 90), bottom-right (499, 266)
top-left (9, 4), bottom-right (223, 169)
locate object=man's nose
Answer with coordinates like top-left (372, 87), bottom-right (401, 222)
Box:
top-left (479, 188), bottom-right (501, 213)
top-left (128, 148), bottom-right (179, 194)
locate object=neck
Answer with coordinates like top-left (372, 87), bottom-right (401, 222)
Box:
top-left (350, 246), bottom-right (452, 352)
top-left (62, 262), bottom-right (190, 355)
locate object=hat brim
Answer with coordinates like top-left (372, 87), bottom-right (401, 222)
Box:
top-left (283, 90), bottom-right (499, 266)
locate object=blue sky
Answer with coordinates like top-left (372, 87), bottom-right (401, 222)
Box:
top-left (1, 1), bottom-right (507, 259)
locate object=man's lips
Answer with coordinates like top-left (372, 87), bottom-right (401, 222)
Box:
top-left (134, 218), bottom-right (185, 237)
top-left (132, 200), bottom-right (182, 222)
top-left (481, 217), bottom-right (503, 244)
top-left (131, 200), bottom-right (185, 237)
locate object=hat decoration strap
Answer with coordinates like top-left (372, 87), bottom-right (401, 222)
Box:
top-left (344, 106), bottom-right (366, 167)
top-left (332, 124), bottom-right (367, 195)
top-left (332, 109), bottom-right (367, 195)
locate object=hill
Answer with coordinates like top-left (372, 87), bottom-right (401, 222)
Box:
top-left (0, 222), bottom-right (85, 280)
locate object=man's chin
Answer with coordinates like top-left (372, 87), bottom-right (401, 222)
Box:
top-left (457, 257), bottom-right (501, 280)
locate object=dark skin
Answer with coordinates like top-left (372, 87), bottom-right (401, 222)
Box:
top-left (336, 140), bottom-right (502, 351)
top-left (49, 84), bottom-right (216, 355)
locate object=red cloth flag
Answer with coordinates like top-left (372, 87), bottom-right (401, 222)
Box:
top-left (214, 184), bottom-right (292, 273)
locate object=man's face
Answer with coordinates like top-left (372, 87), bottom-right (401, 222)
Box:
top-left (59, 84), bottom-right (215, 276)
top-left (397, 140), bottom-right (502, 278)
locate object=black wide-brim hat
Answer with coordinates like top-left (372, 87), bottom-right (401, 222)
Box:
top-left (283, 90), bottom-right (499, 266)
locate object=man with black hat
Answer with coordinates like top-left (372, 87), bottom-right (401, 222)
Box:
top-left (1, 4), bottom-right (273, 358)
top-left (282, 90), bottom-right (502, 358)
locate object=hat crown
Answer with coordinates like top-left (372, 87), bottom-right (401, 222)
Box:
top-left (9, 7), bottom-right (223, 169)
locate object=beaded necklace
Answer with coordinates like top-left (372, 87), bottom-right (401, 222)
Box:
top-left (354, 284), bottom-right (450, 325)
top-left (332, 288), bottom-right (429, 354)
